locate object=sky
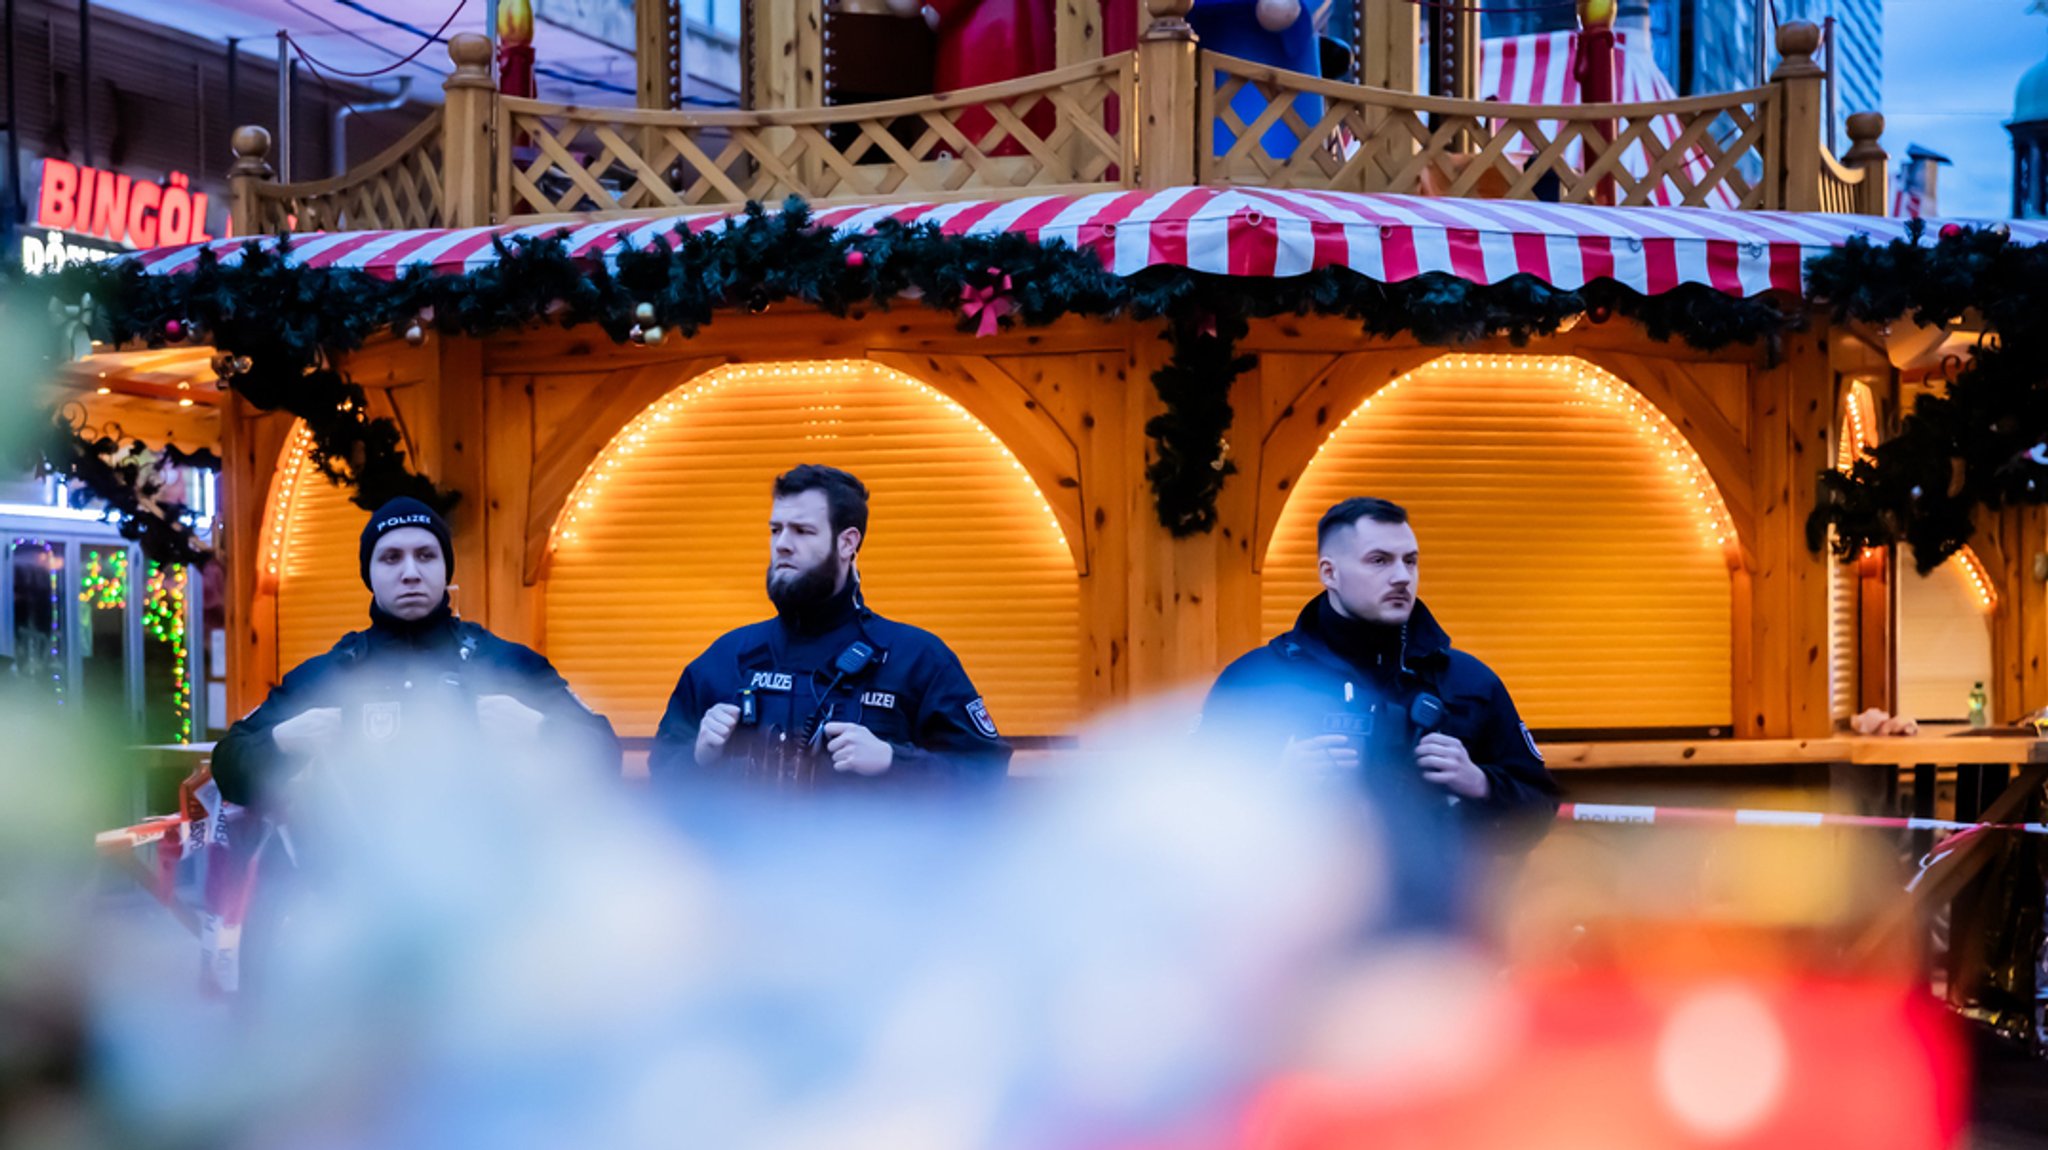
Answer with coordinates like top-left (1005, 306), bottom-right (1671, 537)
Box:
top-left (1884, 0), bottom-right (2048, 217)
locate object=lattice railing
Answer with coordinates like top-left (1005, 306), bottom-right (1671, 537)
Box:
top-left (1819, 150), bottom-right (1879, 215)
top-left (246, 110), bottom-right (446, 233)
top-left (1198, 54), bottom-right (1779, 209)
top-left (496, 54), bottom-right (1135, 219)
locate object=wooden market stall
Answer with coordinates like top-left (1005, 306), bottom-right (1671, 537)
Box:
top-left (66, 0), bottom-right (2048, 786)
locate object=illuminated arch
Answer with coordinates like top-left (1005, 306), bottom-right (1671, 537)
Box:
top-left (1837, 381), bottom-right (1878, 473)
top-left (544, 359), bottom-right (1082, 737)
top-left (1260, 354), bottom-right (1737, 730)
top-left (257, 421), bottom-right (370, 674)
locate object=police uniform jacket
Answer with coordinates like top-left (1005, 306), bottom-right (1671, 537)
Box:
top-left (1202, 594), bottom-right (1559, 847)
top-left (649, 579), bottom-right (1011, 789)
top-left (212, 601), bottom-right (623, 807)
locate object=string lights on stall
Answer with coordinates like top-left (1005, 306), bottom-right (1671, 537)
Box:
top-left (550, 361), bottom-right (1069, 555)
top-left (1321, 356), bottom-right (1739, 556)
top-left (12, 539), bottom-right (64, 705)
top-left (1951, 547), bottom-right (1998, 613)
top-left (264, 425), bottom-right (317, 582)
top-left (78, 548), bottom-right (129, 609)
top-left (143, 562), bottom-right (193, 742)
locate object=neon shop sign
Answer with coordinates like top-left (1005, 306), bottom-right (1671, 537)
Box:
top-left (34, 159), bottom-right (223, 249)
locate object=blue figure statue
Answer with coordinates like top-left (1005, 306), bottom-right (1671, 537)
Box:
top-left (1189, 0), bottom-right (1341, 160)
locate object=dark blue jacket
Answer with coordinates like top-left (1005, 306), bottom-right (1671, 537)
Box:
top-left (1202, 595), bottom-right (1559, 847)
top-left (212, 602), bottom-right (622, 807)
top-left (649, 581), bottom-right (1011, 790)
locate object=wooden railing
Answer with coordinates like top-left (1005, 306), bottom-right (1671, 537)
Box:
top-left (1199, 53), bottom-right (1778, 207)
top-left (228, 20), bottom-right (1889, 235)
top-left (233, 111), bottom-right (445, 234)
top-left (496, 54), bottom-right (1134, 219)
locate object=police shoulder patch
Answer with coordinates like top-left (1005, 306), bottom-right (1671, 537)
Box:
top-left (966, 697), bottom-right (999, 739)
top-left (1521, 722), bottom-right (1544, 763)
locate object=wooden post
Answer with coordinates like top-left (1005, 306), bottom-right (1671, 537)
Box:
top-left (638, 0), bottom-right (682, 110)
top-left (1057, 0), bottom-right (1101, 68)
top-left (441, 34), bottom-right (496, 228)
top-left (748, 0), bottom-right (823, 110)
top-left (1360, 0), bottom-right (1417, 92)
top-left (228, 125), bottom-right (274, 236)
top-left (1843, 111), bottom-right (1889, 217)
top-left (1137, 0), bottom-right (1197, 188)
top-left (1772, 21), bottom-right (1825, 214)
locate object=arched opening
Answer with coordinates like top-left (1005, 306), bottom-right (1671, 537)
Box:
top-left (258, 422), bottom-right (370, 674)
top-left (1896, 547), bottom-right (1997, 723)
top-left (1828, 381), bottom-right (1881, 723)
top-left (1260, 354), bottom-right (1737, 731)
top-left (543, 360), bottom-right (1082, 738)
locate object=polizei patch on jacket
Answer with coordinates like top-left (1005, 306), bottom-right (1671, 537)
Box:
top-left (1521, 722), bottom-right (1544, 762)
top-left (362, 700), bottom-right (401, 742)
top-left (966, 697), bottom-right (999, 738)
top-left (861, 691), bottom-right (897, 709)
top-left (748, 671), bottom-right (794, 692)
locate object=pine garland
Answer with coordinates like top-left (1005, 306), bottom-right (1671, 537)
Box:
top-left (32, 198), bottom-right (1796, 559)
top-left (1805, 220), bottom-right (2048, 572)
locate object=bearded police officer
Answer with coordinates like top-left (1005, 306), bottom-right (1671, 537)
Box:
top-left (1201, 497), bottom-right (1558, 925)
top-left (650, 465), bottom-right (1011, 791)
top-left (212, 497), bottom-right (622, 807)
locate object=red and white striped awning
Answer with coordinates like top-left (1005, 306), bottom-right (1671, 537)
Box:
top-left (126, 187), bottom-right (2048, 299)
top-left (1481, 30), bottom-right (1740, 210)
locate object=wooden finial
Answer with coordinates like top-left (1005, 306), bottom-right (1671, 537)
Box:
top-left (446, 32), bottom-right (494, 88)
top-left (230, 125), bottom-right (273, 176)
top-left (1845, 112), bottom-right (1887, 164)
top-left (1773, 21), bottom-right (1824, 77)
top-left (1144, 0), bottom-right (1195, 37)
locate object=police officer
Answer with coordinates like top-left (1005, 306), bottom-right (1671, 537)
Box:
top-left (212, 497), bottom-right (622, 808)
top-left (1201, 497), bottom-right (1558, 924)
top-left (650, 464), bottom-right (1011, 791)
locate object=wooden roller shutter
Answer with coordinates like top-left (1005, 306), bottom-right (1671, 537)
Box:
top-left (1261, 355), bottom-right (1735, 731)
top-left (545, 361), bottom-right (1081, 738)
top-left (270, 424), bottom-right (371, 674)
top-left (1895, 549), bottom-right (1995, 723)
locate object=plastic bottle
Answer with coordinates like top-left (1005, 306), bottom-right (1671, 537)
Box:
top-left (1968, 681), bottom-right (1989, 729)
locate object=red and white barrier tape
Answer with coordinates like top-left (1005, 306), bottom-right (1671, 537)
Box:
top-left (1558, 802), bottom-right (2048, 836)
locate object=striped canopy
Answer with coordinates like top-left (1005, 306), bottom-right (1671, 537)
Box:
top-left (127, 187), bottom-right (2047, 300)
top-left (1481, 30), bottom-right (1742, 211)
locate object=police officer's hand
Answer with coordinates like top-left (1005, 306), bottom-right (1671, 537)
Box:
top-left (695, 703), bottom-right (743, 766)
top-left (823, 721), bottom-right (893, 776)
top-left (1282, 733), bottom-right (1359, 775)
top-left (1416, 733), bottom-right (1490, 800)
top-left (271, 707), bottom-right (342, 757)
top-left (478, 694), bottom-right (545, 739)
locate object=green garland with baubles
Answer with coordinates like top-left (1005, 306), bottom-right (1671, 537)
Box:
top-left (22, 198), bottom-right (1804, 563)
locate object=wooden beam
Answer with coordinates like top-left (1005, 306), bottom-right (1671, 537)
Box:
top-left (868, 351), bottom-right (1092, 574)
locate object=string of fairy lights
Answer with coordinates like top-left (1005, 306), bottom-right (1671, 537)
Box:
top-left (72, 547), bottom-right (194, 741)
top-left (1320, 355), bottom-right (1739, 557)
top-left (550, 360), bottom-right (1070, 556)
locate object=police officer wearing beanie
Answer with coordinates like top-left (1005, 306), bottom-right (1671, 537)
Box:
top-left (650, 465), bottom-right (1011, 791)
top-left (211, 497), bottom-right (622, 807)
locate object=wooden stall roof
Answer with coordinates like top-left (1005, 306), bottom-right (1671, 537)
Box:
top-left (117, 188), bottom-right (2048, 300)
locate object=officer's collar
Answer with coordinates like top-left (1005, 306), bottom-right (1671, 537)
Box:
top-left (774, 573), bottom-right (862, 636)
top-left (366, 595), bottom-right (458, 647)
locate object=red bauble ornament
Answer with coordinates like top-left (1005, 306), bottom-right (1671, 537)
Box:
top-left (164, 319), bottom-right (184, 341)
top-left (1939, 223), bottom-right (1963, 240)
top-left (845, 250), bottom-right (867, 268)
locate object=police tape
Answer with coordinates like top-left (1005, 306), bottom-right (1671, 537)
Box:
top-left (1558, 802), bottom-right (2048, 835)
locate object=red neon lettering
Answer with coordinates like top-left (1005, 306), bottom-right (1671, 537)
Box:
top-left (35, 159), bottom-right (79, 230)
top-left (187, 193), bottom-right (214, 242)
top-left (88, 172), bottom-right (133, 244)
top-left (126, 180), bottom-right (163, 248)
top-left (158, 185), bottom-right (192, 246)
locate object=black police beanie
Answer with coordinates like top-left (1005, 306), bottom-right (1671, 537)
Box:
top-left (359, 497), bottom-right (453, 588)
